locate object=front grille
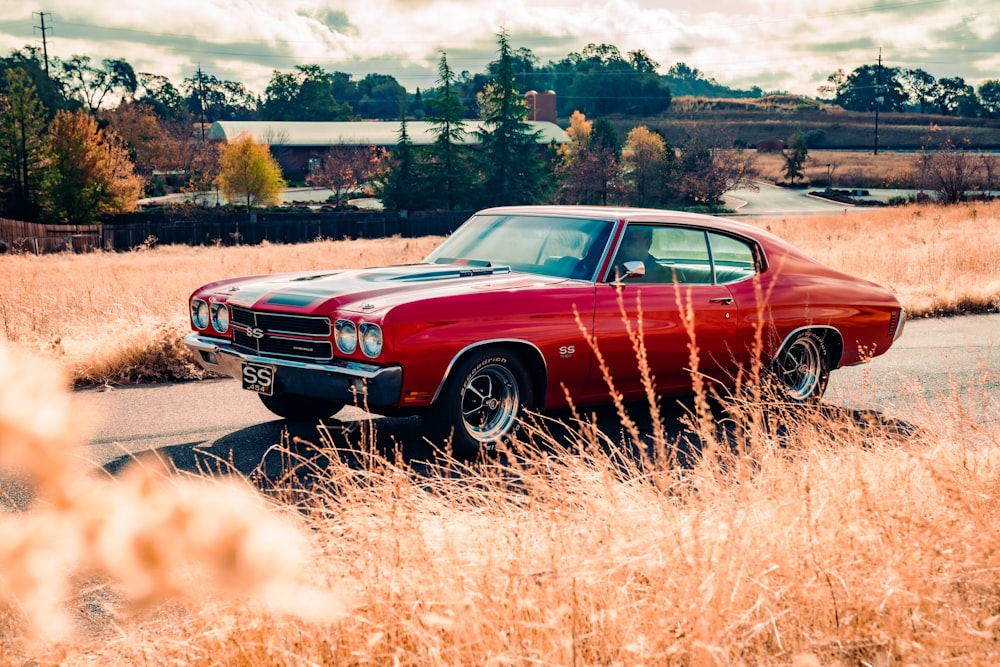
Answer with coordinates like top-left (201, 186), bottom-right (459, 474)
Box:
top-left (230, 305), bottom-right (333, 362)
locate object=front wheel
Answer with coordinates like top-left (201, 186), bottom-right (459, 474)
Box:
top-left (428, 349), bottom-right (535, 459)
top-left (258, 392), bottom-right (346, 422)
top-left (771, 332), bottom-right (830, 402)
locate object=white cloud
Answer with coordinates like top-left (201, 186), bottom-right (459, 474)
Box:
top-left (0, 0), bottom-right (996, 98)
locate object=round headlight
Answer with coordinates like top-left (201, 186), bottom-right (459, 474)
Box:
top-left (360, 323), bottom-right (383, 358)
top-left (335, 319), bottom-right (357, 354)
top-left (191, 299), bottom-right (210, 329)
top-left (211, 302), bottom-right (230, 333)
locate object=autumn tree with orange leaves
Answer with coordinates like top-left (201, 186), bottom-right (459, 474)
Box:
top-left (215, 133), bottom-right (285, 213)
top-left (41, 109), bottom-right (142, 224)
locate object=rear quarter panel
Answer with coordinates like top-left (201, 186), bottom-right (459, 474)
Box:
top-left (729, 245), bottom-right (902, 368)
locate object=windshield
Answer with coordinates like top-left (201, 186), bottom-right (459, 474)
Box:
top-left (424, 214), bottom-right (615, 280)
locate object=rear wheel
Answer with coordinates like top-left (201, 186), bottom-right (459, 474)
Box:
top-left (429, 349), bottom-right (535, 459)
top-left (771, 332), bottom-right (830, 402)
top-left (258, 393), bottom-right (346, 421)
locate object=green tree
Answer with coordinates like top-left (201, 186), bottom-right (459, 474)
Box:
top-left (215, 133), bottom-right (286, 212)
top-left (1, 47), bottom-right (66, 113)
top-left (353, 73), bottom-right (408, 119)
top-left (475, 31), bottom-right (551, 207)
top-left (553, 43), bottom-right (670, 117)
top-left (135, 72), bottom-right (188, 122)
top-left (57, 55), bottom-right (138, 114)
top-left (0, 67), bottom-right (49, 220)
top-left (782, 132), bottom-right (809, 185)
top-left (377, 115), bottom-right (424, 211)
top-left (902, 68), bottom-right (939, 114)
top-left (935, 77), bottom-right (980, 117)
top-left (835, 64), bottom-right (907, 112)
top-left (183, 70), bottom-right (258, 124)
top-left (261, 65), bottom-right (354, 121)
top-left (425, 52), bottom-right (476, 210)
top-left (979, 80), bottom-right (1000, 118)
top-left (41, 109), bottom-right (142, 224)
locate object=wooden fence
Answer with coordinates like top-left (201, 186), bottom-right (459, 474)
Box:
top-left (0, 218), bottom-right (102, 254)
top-left (0, 210), bottom-right (472, 253)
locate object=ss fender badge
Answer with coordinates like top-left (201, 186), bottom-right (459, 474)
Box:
top-left (559, 345), bottom-right (575, 359)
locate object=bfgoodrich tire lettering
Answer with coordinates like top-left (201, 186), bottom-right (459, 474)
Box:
top-left (258, 393), bottom-right (346, 422)
top-left (430, 349), bottom-right (535, 459)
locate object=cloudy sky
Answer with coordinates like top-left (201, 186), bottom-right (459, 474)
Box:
top-left (1, 0), bottom-right (997, 99)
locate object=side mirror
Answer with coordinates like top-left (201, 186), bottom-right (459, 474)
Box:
top-left (622, 260), bottom-right (646, 279)
top-left (612, 260), bottom-right (646, 283)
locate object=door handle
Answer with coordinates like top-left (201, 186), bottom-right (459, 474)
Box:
top-left (709, 297), bottom-right (734, 305)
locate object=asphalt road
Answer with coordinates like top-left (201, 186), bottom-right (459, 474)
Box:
top-left (724, 181), bottom-right (918, 216)
top-left (72, 312), bottom-right (999, 479)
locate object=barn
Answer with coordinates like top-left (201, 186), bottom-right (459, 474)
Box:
top-left (208, 119), bottom-right (570, 181)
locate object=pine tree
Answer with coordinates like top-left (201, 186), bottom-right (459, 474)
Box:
top-left (0, 67), bottom-right (49, 220)
top-left (475, 31), bottom-right (551, 207)
top-left (426, 52), bottom-right (475, 210)
top-left (377, 114), bottom-right (425, 211)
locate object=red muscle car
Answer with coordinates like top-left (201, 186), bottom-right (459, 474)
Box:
top-left (185, 205), bottom-right (905, 457)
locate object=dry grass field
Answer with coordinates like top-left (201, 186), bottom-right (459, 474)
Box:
top-left (1, 202), bottom-right (999, 664)
top-left (753, 150), bottom-right (921, 188)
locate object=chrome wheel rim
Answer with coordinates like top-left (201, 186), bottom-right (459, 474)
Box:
top-left (460, 363), bottom-right (520, 443)
top-left (778, 337), bottom-right (824, 401)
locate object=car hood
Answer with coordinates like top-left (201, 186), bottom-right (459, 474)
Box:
top-left (218, 263), bottom-right (563, 315)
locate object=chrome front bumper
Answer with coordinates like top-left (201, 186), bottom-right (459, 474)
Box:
top-left (184, 333), bottom-right (403, 406)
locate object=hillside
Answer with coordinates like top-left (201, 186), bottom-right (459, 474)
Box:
top-left (610, 95), bottom-right (1000, 150)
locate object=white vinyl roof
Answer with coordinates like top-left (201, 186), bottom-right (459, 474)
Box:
top-left (208, 120), bottom-right (569, 147)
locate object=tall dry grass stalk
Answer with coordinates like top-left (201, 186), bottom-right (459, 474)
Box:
top-left (0, 344), bottom-right (347, 648)
top-left (6, 356), bottom-right (995, 664)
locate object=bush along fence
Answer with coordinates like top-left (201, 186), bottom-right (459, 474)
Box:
top-left (1, 209), bottom-right (474, 253)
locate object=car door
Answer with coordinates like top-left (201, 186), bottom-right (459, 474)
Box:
top-left (582, 225), bottom-right (739, 402)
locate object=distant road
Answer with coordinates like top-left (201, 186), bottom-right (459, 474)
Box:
top-left (724, 181), bottom-right (918, 216)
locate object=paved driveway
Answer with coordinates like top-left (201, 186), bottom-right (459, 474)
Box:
top-left (725, 182), bottom-right (919, 216)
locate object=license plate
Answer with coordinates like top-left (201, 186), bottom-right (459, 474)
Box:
top-left (242, 362), bottom-right (275, 395)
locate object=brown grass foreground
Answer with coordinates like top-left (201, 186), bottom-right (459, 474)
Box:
top-left (0, 201), bottom-right (997, 387)
top-left (2, 319), bottom-right (999, 663)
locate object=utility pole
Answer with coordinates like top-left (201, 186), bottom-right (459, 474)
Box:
top-left (33, 11), bottom-right (52, 76)
top-left (873, 48), bottom-right (883, 156)
top-left (196, 64), bottom-right (207, 141)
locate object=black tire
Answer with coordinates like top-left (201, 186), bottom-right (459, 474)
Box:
top-left (771, 332), bottom-right (830, 402)
top-left (429, 349), bottom-right (536, 459)
top-left (258, 392), bottom-right (346, 421)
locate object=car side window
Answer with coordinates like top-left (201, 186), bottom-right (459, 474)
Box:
top-left (649, 227), bottom-right (713, 284)
top-left (708, 233), bottom-right (757, 283)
